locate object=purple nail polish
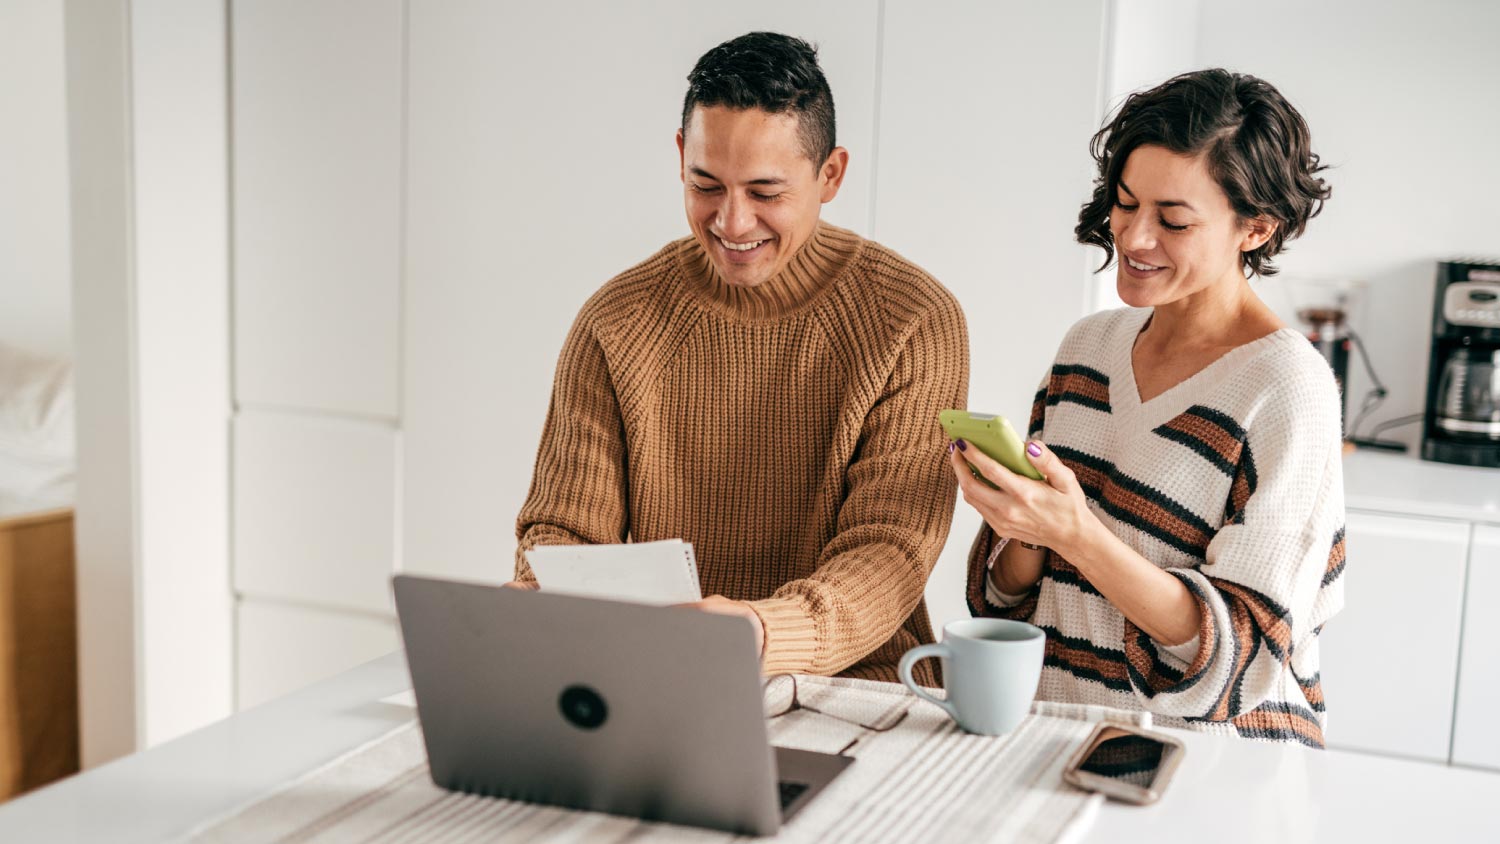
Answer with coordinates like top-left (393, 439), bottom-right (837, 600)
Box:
top-left (956, 439), bottom-right (967, 452)
top-left (947, 441), bottom-right (956, 455)
top-left (1027, 442), bottom-right (1042, 457)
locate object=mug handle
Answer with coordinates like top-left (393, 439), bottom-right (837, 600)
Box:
top-left (899, 643), bottom-right (957, 719)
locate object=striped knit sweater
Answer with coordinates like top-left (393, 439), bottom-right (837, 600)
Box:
top-left (516, 222), bottom-right (969, 686)
top-left (968, 307), bottom-right (1345, 747)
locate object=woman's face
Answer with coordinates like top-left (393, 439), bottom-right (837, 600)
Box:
top-left (1108, 144), bottom-right (1272, 309)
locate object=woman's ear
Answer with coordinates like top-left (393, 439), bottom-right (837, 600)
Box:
top-left (1240, 216), bottom-right (1278, 253)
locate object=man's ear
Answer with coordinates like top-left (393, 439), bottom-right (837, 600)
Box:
top-left (819, 146), bottom-right (850, 203)
top-left (676, 128), bottom-right (686, 183)
top-left (1240, 216), bottom-right (1278, 253)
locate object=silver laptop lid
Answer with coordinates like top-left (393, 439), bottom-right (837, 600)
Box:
top-left (392, 574), bottom-right (783, 835)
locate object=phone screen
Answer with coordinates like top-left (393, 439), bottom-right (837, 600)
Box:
top-left (1076, 727), bottom-right (1170, 788)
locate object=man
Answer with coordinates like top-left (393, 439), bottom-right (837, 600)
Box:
top-left (511, 32), bottom-right (968, 685)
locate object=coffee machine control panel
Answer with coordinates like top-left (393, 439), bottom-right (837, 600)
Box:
top-left (1443, 281), bottom-right (1500, 328)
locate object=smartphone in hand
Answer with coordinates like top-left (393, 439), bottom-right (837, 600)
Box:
top-left (939, 410), bottom-right (1045, 483)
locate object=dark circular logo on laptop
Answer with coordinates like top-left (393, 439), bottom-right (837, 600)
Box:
top-left (559, 685), bottom-right (608, 730)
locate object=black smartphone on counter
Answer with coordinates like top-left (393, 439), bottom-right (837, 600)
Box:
top-left (1061, 722), bottom-right (1185, 805)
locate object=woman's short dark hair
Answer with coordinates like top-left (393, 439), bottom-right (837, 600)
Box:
top-left (682, 32), bottom-right (836, 165)
top-left (1075, 68), bottom-right (1331, 277)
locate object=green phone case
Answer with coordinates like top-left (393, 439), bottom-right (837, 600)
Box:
top-left (939, 409), bottom-right (1046, 483)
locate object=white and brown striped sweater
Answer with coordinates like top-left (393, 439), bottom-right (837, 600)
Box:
top-left (968, 307), bottom-right (1346, 747)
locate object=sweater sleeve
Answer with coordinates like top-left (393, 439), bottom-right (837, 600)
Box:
top-left (965, 373), bottom-right (1049, 620)
top-left (513, 306), bottom-right (630, 580)
top-left (748, 302), bottom-right (970, 675)
top-left (1120, 377), bottom-right (1346, 730)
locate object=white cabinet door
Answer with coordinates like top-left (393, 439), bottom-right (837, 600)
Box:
top-left (1453, 524), bottom-right (1500, 770)
top-left (1320, 511), bottom-right (1469, 762)
top-left (231, 0), bottom-right (403, 418)
top-left (234, 411), bottom-right (399, 614)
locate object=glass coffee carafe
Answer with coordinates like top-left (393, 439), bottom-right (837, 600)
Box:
top-left (1436, 347), bottom-right (1500, 440)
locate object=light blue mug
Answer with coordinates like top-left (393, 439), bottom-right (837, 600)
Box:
top-left (898, 618), bottom-right (1045, 736)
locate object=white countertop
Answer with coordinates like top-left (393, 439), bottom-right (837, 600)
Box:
top-left (1343, 449), bottom-right (1500, 524)
top-left (1, 651), bottom-right (1496, 843)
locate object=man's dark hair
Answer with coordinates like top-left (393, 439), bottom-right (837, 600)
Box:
top-left (682, 32), bottom-right (836, 166)
top-left (1075, 68), bottom-right (1331, 277)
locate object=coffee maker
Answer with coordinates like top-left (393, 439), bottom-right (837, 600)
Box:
top-left (1422, 259), bottom-right (1500, 468)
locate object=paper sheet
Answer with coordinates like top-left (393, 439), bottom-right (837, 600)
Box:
top-left (523, 539), bottom-right (702, 605)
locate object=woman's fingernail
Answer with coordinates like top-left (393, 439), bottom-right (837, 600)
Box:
top-left (947, 441), bottom-right (956, 455)
top-left (956, 439), bottom-right (968, 452)
top-left (1027, 442), bottom-right (1043, 457)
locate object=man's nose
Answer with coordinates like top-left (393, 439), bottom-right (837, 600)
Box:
top-left (716, 193), bottom-right (756, 238)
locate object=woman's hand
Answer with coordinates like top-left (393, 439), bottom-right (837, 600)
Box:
top-left (949, 439), bottom-right (1203, 647)
top-left (947, 439), bottom-right (1097, 559)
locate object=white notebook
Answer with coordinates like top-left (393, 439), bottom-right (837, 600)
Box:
top-left (524, 539), bottom-right (703, 605)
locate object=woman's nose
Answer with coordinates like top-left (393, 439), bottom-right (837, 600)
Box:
top-left (1115, 213), bottom-right (1155, 252)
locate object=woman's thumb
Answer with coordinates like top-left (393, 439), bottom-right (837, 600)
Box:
top-left (1025, 439), bottom-right (1073, 491)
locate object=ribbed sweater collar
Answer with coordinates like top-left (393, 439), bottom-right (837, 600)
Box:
top-left (676, 221), bottom-right (864, 321)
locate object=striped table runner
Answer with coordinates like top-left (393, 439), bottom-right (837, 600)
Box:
top-left (186, 676), bottom-right (1148, 844)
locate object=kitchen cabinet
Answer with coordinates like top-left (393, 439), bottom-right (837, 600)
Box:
top-left (1452, 524), bottom-right (1500, 770)
top-left (1320, 511), bottom-right (1469, 762)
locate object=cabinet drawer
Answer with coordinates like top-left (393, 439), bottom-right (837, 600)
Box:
top-left (237, 599), bottom-right (397, 710)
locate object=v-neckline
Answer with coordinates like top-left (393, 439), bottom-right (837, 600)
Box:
top-left (1110, 308), bottom-right (1301, 429)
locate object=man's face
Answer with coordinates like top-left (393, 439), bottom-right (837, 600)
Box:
top-left (677, 106), bottom-right (847, 288)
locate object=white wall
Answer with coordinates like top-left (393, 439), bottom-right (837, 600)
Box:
top-left (66, 0), bottom-right (139, 770)
top-left (1097, 0), bottom-right (1500, 443)
top-left (1107, 0), bottom-right (1200, 105)
top-left (874, 0), bottom-right (1109, 630)
top-left (67, 0), bottom-right (233, 764)
top-left (1197, 0), bottom-right (1500, 444)
top-left (130, 0), bottom-right (233, 749)
top-left (1093, 0), bottom-right (1202, 312)
top-left (0, 0), bottom-right (72, 359)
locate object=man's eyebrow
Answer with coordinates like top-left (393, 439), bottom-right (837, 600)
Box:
top-left (688, 166), bottom-right (785, 187)
top-left (1117, 181), bottom-right (1196, 212)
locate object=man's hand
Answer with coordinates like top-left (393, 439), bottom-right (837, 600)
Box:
top-left (678, 595), bottom-right (765, 656)
top-left (501, 580), bottom-right (540, 591)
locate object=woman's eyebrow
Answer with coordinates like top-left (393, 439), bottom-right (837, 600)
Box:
top-left (1157, 199), bottom-right (1197, 212)
top-left (1119, 180), bottom-right (1197, 212)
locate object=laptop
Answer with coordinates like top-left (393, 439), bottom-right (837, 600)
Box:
top-left (391, 574), bottom-right (853, 836)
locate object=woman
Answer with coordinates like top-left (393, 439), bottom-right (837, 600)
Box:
top-left (952, 69), bottom-right (1342, 747)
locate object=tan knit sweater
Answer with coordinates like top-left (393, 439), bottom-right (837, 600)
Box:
top-left (515, 222), bottom-right (968, 684)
